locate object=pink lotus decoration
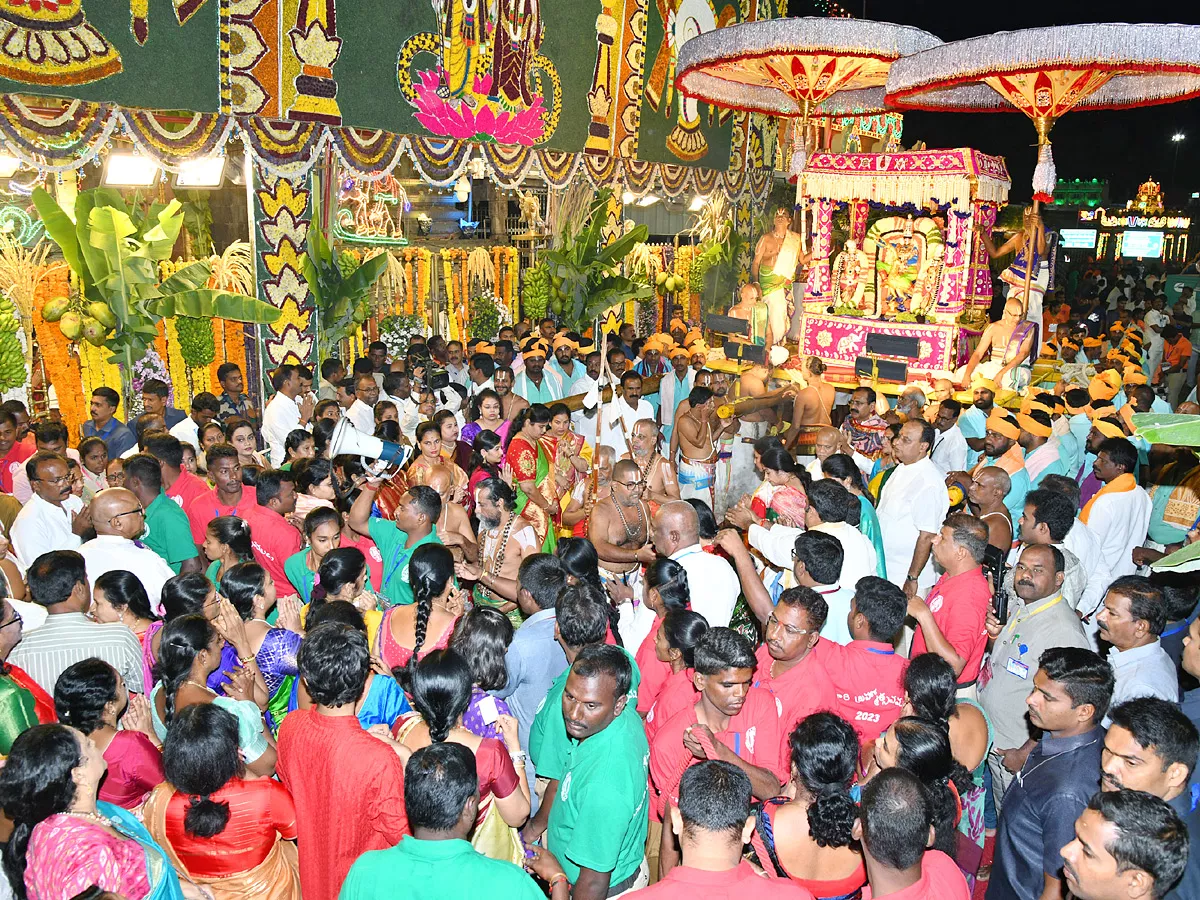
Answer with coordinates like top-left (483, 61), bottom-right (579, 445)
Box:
top-left (411, 69), bottom-right (546, 145)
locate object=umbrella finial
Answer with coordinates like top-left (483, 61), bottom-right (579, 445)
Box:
top-left (1032, 116), bottom-right (1057, 205)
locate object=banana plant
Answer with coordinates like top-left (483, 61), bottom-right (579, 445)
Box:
top-left (300, 203), bottom-right (388, 358)
top-left (543, 187), bottom-right (653, 333)
top-left (32, 187), bottom-right (282, 370)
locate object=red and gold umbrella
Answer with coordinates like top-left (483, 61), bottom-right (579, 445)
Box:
top-left (885, 24), bottom-right (1200, 204)
top-left (676, 17), bottom-right (941, 242)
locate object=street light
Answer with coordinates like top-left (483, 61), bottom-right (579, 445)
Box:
top-left (1173, 132), bottom-right (1186, 142)
top-left (1173, 133), bottom-right (1186, 196)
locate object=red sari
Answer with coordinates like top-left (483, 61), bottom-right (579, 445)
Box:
top-left (506, 433), bottom-right (558, 552)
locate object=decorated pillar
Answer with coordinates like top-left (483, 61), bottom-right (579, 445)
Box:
top-left (287, 0), bottom-right (343, 124)
top-left (805, 198), bottom-right (833, 300)
top-left (585, 0), bottom-right (620, 154)
top-left (968, 201), bottom-right (997, 310)
top-left (849, 199), bottom-right (869, 243)
top-left (937, 211), bottom-right (969, 316)
top-left (253, 165), bottom-right (317, 386)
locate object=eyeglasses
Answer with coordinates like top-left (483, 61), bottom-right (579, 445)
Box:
top-left (111, 507), bottom-right (145, 521)
top-left (33, 474), bottom-right (71, 486)
top-left (615, 480), bottom-right (645, 489)
top-left (0, 608), bottom-right (22, 630)
top-left (766, 612), bottom-right (813, 637)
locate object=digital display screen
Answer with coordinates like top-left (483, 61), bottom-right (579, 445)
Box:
top-left (1059, 228), bottom-right (1097, 249)
top-left (1121, 231), bottom-right (1164, 258)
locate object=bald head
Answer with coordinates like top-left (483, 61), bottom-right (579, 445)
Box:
top-left (931, 378), bottom-right (954, 400)
top-left (612, 459), bottom-right (640, 483)
top-left (651, 500), bottom-right (699, 557)
top-left (91, 487), bottom-right (144, 539)
top-left (970, 465), bottom-right (1011, 510)
top-left (1177, 401), bottom-right (1200, 416)
top-left (814, 426), bottom-right (842, 460)
top-left (425, 464), bottom-right (453, 498)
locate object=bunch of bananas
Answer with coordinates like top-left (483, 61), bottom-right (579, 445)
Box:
top-left (0, 293), bottom-right (23, 391)
top-left (523, 262), bottom-right (550, 319)
top-left (176, 315), bottom-right (216, 367)
top-left (41, 295), bottom-right (116, 347)
top-left (689, 256), bottom-right (711, 295)
top-left (338, 250), bottom-right (359, 279)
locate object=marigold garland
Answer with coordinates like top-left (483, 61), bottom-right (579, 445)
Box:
top-left (225, 320), bottom-right (247, 377)
top-left (33, 266), bottom-right (85, 439)
top-left (163, 318), bottom-right (190, 405)
top-left (415, 249), bottom-right (430, 322)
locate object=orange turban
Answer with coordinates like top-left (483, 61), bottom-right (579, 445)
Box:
top-left (1017, 411), bottom-right (1053, 438)
top-left (985, 411), bottom-right (1021, 441)
top-left (1092, 418), bottom-right (1125, 439)
top-left (1088, 369), bottom-right (1122, 402)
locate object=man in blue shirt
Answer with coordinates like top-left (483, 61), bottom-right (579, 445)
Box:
top-left (493, 553), bottom-right (569, 812)
top-left (989, 646), bottom-right (1113, 900)
top-left (140, 378), bottom-right (186, 429)
top-left (83, 387), bottom-right (136, 458)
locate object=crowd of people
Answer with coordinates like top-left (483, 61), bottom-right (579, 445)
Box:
top-left (0, 300), bottom-right (1195, 900)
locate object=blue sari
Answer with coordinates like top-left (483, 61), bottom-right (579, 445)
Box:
top-left (104, 801), bottom-right (185, 900)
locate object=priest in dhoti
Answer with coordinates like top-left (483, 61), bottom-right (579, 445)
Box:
top-left (877, 419), bottom-right (950, 598)
top-left (753, 207), bottom-right (806, 342)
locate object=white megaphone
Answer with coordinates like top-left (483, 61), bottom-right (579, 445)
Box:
top-left (329, 417), bottom-right (413, 479)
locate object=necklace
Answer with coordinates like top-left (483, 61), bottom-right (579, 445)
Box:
top-left (1016, 737), bottom-right (1100, 787)
top-left (634, 451), bottom-right (659, 485)
top-left (183, 679), bottom-right (215, 695)
top-left (480, 514), bottom-right (516, 600)
top-left (62, 809), bottom-right (113, 827)
top-left (251, 617), bottom-right (271, 626)
top-left (613, 497), bottom-right (646, 542)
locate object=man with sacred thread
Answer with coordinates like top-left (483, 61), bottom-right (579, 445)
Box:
top-left (752, 206), bottom-right (808, 342)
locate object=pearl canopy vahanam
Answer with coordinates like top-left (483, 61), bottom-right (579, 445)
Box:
top-left (884, 23), bottom-right (1200, 203)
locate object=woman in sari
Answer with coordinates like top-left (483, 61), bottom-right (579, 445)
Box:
top-left (284, 506), bottom-right (343, 602)
top-left (758, 447), bottom-right (810, 528)
top-left (289, 457), bottom-right (337, 524)
top-left (90, 571), bottom-right (161, 688)
top-left (54, 659), bottom-right (164, 811)
top-left (407, 422), bottom-right (469, 502)
top-left (633, 558), bottom-right (691, 717)
top-left (467, 429), bottom-right (507, 501)
top-left (867, 423), bottom-right (903, 501)
top-left (380, 544), bottom-right (464, 674)
top-left (221, 562), bottom-right (302, 733)
top-left (0, 723), bottom-right (189, 900)
top-left (307, 548), bottom-right (385, 641)
top-left (392, 649), bottom-right (530, 863)
top-left (433, 409), bottom-right (473, 472)
top-left (150, 614), bottom-right (276, 778)
top-left (461, 389), bottom-right (510, 446)
top-left (145, 703), bottom-right (300, 900)
top-left (822, 453), bottom-right (887, 579)
top-left (548, 403), bottom-right (591, 532)
top-left (226, 418), bottom-right (268, 468)
top-left (505, 404), bottom-right (559, 552)
top-left (202, 516), bottom-right (254, 587)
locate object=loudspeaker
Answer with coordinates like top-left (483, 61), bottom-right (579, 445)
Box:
top-left (329, 417), bottom-right (413, 476)
top-left (865, 333), bottom-right (921, 359)
top-left (855, 356), bottom-right (908, 383)
top-left (705, 314), bottom-right (750, 336)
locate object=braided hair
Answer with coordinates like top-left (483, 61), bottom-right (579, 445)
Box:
top-left (396, 544), bottom-right (456, 688)
top-left (555, 537), bottom-right (622, 646)
top-left (409, 649), bottom-right (473, 743)
top-left (645, 557), bottom-right (690, 612)
top-left (161, 704), bottom-right (244, 838)
top-left (889, 716), bottom-right (970, 858)
top-left (789, 712), bottom-right (860, 848)
top-left (158, 614), bottom-right (218, 724)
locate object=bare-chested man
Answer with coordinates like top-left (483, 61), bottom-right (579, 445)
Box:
top-left (783, 356), bottom-right (835, 451)
top-left (925, 378), bottom-right (955, 424)
top-left (967, 465), bottom-right (1013, 554)
top-left (752, 206), bottom-right (809, 341)
top-left (494, 365), bottom-right (529, 421)
top-left (455, 477), bottom-right (538, 625)
top-left (671, 369), bottom-right (714, 464)
top-left (424, 465), bottom-right (479, 564)
top-left (957, 297), bottom-right (1037, 393)
top-left (625, 419), bottom-right (679, 506)
top-left (562, 446), bottom-right (615, 534)
top-left (675, 385), bottom-right (727, 509)
top-left (588, 458), bottom-right (656, 647)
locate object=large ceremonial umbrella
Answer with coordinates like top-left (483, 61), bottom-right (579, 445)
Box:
top-left (885, 24), bottom-right (1200, 205)
top-left (675, 17), bottom-right (941, 246)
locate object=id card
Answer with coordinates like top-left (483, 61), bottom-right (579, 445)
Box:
top-left (1005, 657), bottom-right (1030, 679)
top-left (477, 694), bottom-right (500, 725)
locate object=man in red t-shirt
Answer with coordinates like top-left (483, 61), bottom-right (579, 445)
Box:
top-left (857, 768), bottom-right (970, 900)
top-left (752, 586), bottom-right (837, 761)
top-left (278, 623), bottom-right (409, 900)
top-left (185, 444), bottom-right (258, 546)
top-left (810, 577), bottom-right (909, 745)
top-left (627, 760), bottom-right (813, 900)
top-left (907, 513), bottom-right (992, 687)
top-left (650, 627), bottom-right (785, 878)
top-left (244, 468), bottom-right (302, 593)
top-left (0, 410), bottom-right (33, 495)
top-left (145, 432), bottom-right (209, 523)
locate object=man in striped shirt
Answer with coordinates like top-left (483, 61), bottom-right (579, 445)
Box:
top-left (8, 549), bottom-right (143, 696)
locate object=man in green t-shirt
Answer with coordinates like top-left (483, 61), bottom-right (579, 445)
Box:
top-left (349, 482), bottom-right (442, 605)
top-left (533, 644), bottom-right (651, 897)
top-left (340, 742), bottom-right (570, 900)
top-left (123, 454), bottom-right (202, 574)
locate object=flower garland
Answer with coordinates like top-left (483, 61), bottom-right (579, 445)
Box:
top-left (131, 348), bottom-right (172, 410)
top-left (508, 249), bottom-right (519, 322)
top-left (163, 318), bottom-right (190, 404)
top-left (403, 256), bottom-right (415, 315)
top-left (415, 249), bottom-right (430, 322)
top-left (674, 245), bottom-right (696, 321)
top-left (33, 266), bottom-right (85, 438)
top-left (442, 249), bottom-right (459, 342)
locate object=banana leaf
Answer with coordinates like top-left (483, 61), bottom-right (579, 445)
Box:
top-left (148, 290), bottom-right (283, 323)
top-left (141, 200), bottom-right (186, 261)
top-left (1130, 413), bottom-right (1200, 447)
top-left (158, 260), bottom-right (213, 295)
top-left (340, 251), bottom-right (388, 301)
top-left (1150, 539), bottom-right (1200, 574)
top-left (31, 187), bottom-right (85, 283)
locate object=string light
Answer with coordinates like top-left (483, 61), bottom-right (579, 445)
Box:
top-left (810, 0), bottom-right (854, 18)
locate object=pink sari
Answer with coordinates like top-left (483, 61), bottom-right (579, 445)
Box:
top-left (767, 484), bottom-right (809, 528)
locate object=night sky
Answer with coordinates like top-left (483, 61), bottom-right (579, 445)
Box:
top-left (785, 0), bottom-right (1200, 207)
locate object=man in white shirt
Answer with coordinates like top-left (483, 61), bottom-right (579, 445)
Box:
top-left (262, 364), bottom-right (314, 466)
top-left (445, 340), bottom-right (471, 388)
top-left (346, 372), bottom-right (380, 435)
top-left (930, 398), bottom-right (968, 476)
top-left (10, 421), bottom-right (81, 504)
top-left (650, 500), bottom-right (738, 627)
top-left (167, 391), bottom-right (220, 452)
top-left (11, 451), bottom-right (87, 569)
top-left (1096, 576), bottom-right (1179, 725)
top-left (382, 371), bottom-right (421, 444)
top-left (1083, 438), bottom-right (1151, 579)
top-left (78, 488), bottom-right (175, 615)
top-left (570, 349), bottom-right (602, 436)
top-left (1144, 294), bottom-right (1168, 381)
top-left (601, 370), bottom-right (654, 458)
top-left (877, 419), bottom-right (950, 598)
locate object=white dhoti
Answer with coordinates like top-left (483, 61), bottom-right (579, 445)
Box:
top-left (677, 455), bottom-right (716, 507)
top-left (716, 420), bottom-right (769, 522)
top-left (954, 358), bottom-right (1031, 393)
top-left (759, 231), bottom-right (802, 341)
